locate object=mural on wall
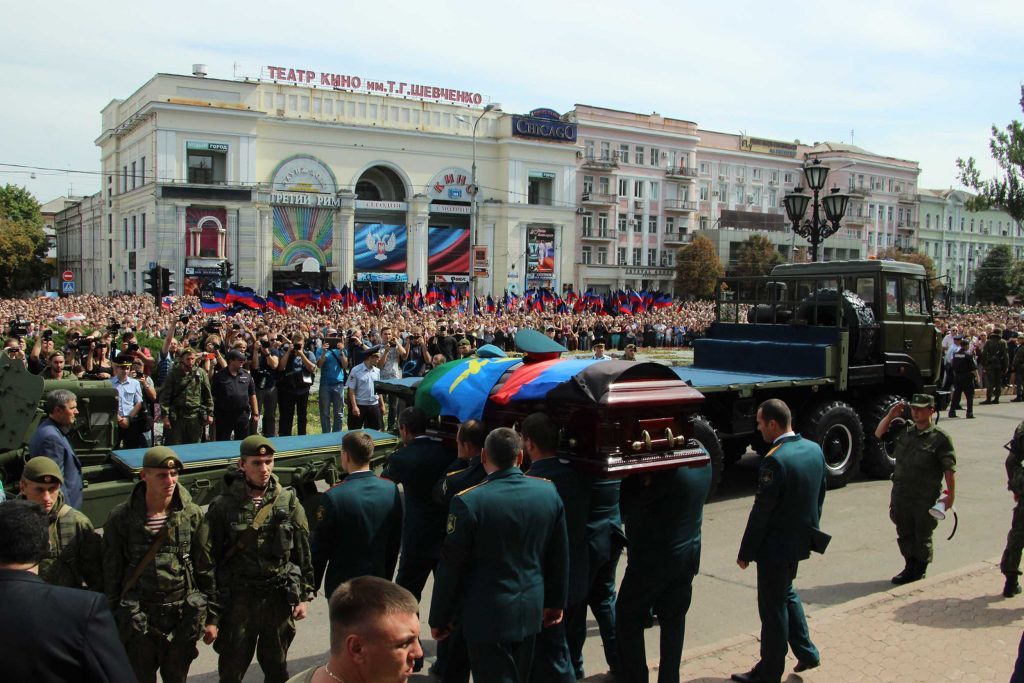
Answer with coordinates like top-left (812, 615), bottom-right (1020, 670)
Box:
top-left (354, 223), bottom-right (408, 272)
top-left (427, 227), bottom-right (470, 273)
top-left (272, 206), bottom-right (334, 266)
top-left (186, 207), bottom-right (227, 257)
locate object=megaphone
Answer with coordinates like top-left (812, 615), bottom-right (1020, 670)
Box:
top-left (929, 499), bottom-right (950, 520)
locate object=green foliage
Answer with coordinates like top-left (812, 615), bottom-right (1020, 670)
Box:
top-left (0, 184), bottom-right (43, 229)
top-left (1009, 261), bottom-right (1024, 300)
top-left (974, 244), bottom-right (1014, 303)
top-left (956, 86), bottom-right (1024, 224)
top-left (0, 186), bottom-right (49, 295)
top-left (675, 235), bottom-right (723, 299)
top-left (875, 247), bottom-right (942, 295)
top-left (734, 234), bottom-right (784, 278)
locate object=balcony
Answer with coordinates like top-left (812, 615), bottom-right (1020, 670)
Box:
top-left (897, 220), bottom-right (919, 232)
top-left (580, 192), bottom-right (616, 206)
top-left (580, 230), bottom-right (616, 242)
top-left (581, 152), bottom-right (620, 171)
top-left (665, 166), bottom-right (699, 180)
top-left (663, 199), bottom-right (698, 213)
top-left (663, 232), bottom-right (693, 245)
top-left (898, 192), bottom-right (917, 204)
top-left (847, 186), bottom-right (868, 197)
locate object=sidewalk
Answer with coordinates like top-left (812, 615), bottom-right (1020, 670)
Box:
top-left (587, 559), bottom-right (1024, 682)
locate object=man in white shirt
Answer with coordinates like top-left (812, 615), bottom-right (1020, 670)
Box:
top-left (346, 346), bottom-right (384, 430)
top-left (592, 342), bottom-right (611, 362)
top-left (111, 354), bottom-right (144, 448)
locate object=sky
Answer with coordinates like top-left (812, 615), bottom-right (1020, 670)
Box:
top-left (2, 0), bottom-right (1022, 203)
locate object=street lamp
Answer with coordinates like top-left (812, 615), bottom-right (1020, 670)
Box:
top-left (783, 159), bottom-right (850, 262)
top-left (457, 102), bottom-right (502, 306)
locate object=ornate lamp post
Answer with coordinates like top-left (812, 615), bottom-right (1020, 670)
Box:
top-left (783, 159), bottom-right (850, 262)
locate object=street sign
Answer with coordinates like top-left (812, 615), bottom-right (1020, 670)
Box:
top-left (62, 281), bottom-right (75, 293)
top-left (62, 270), bottom-right (74, 282)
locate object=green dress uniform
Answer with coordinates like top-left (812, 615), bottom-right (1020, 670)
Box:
top-left (205, 469), bottom-right (314, 683)
top-left (102, 456), bottom-right (215, 683)
top-left (429, 467), bottom-right (569, 683)
top-left (159, 356), bottom-right (214, 445)
top-left (311, 469), bottom-right (403, 597)
top-left (617, 462), bottom-right (711, 683)
top-left (982, 335), bottom-right (1010, 403)
top-left (736, 435), bottom-right (826, 683)
top-left (525, 457), bottom-right (590, 683)
top-left (433, 454), bottom-right (485, 507)
top-left (890, 422), bottom-right (955, 570)
top-left (1001, 420), bottom-right (1024, 596)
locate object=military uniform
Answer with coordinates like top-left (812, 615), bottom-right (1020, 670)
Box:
top-left (102, 447), bottom-right (216, 683)
top-left (160, 351), bottom-right (214, 445)
top-left (525, 456), bottom-right (590, 683)
top-left (1001, 420), bottom-right (1024, 597)
top-left (618, 463), bottom-right (712, 683)
top-left (18, 457), bottom-right (103, 590)
top-left (429, 466), bottom-right (569, 683)
top-left (1013, 344), bottom-right (1024, 402)
top-left (948, 339), bottom-right (978, 418)
top-left (433, 454), bottom-right (486, 508)
top-left (211, 364), bottom-right (256, 440)
top-left (982, 333), bottom-right (1010, 404)
top-left (205, 435), bottom-right (314, 683)
top-left (311, 469), bottom-right (403, 597)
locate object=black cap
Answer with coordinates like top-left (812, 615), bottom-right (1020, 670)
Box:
top-left (225, 349), bottom-right (245, 362)
top-left (114, 353), bottom-right (134, 367)
top-left (366, 345), bottom-right (382, 356)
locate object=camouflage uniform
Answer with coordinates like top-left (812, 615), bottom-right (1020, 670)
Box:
top-left (982, 334), bottom-right (1010, 404)
top-left (18, 490), bottom-right (103, 590)
top-left (159, 355), bottom-right (214, 445)
top-left (102, 458), bottom-right (216, 683)
top-left (1001, 420), bottom-right (1024, 596)
top-left (206, 467), bottom-right (314, 683)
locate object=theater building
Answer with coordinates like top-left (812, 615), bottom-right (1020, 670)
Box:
top-left (92, 65), bottom-right (577, 297)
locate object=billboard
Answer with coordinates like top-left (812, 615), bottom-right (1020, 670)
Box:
top-left (428, 227), bottom-right (470, 273)
top-left (272, 206), bottom-right (334, 266)
top-left (527, 225), bottom-right (555, 278)
top-left (354, 223), bottom-right (408, 272)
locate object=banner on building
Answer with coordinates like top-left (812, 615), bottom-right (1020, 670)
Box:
top-left (472, 245), bottom-right (489, 278)
top-left (354, 223), bottom-right (408, 272)
top-left (527, 225), bottom-right (555, 278)
top-left (428, 227), bottom-right (470, 273)
top-left (272, 206), bottom-right (334, 266)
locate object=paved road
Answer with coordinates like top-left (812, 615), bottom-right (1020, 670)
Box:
top-left (187, 399), bottom-right (1022, 681)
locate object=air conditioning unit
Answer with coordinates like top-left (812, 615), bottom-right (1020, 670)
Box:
top-left (575, 207), bottom-right (586, 215)
top-left (576, 151), bottom-right (584, 159)
top-left (582, 192), bottom-right (592, 201)
top-left (747, 195), bottom-right (754, 204)
top-left (628, 219), bottom-right (637, 227)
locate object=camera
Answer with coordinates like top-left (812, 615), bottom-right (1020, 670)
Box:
top-left (232, 323), bottom-right (241, 330)
top-left (106, 322), bottom-right (121, 333)
top-left (389, 340), bottom-right (397, 347)
top-left (280, 343), bottom-right (291, 353)
top-left (178, 313), bottom-right (191, 324)
top-left (7, 319), bottom-right (29, 338)
top-left (41, 329), bottom-right (53, 341)
top-left (127, 343), bottom-right (140, 352)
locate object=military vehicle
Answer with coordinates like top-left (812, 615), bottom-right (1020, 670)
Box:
top-left (675, 259), bottom-right (947, 490)
top-left (0, 353), bottom-right (400, 525)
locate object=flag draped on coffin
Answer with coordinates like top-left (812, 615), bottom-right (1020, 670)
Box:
top-left (490, 358), bottom-right (602, 405)
top-left (414, 357), bottom-right (523, 422)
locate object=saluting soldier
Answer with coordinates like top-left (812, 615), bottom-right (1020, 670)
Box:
top-left (205, 435), bottom-right (314, 683)
top-left (982, 329), bottom-right (1010, 404)
top-left (1001, 420), bottom-right (1024, 597)
top-left (102, 446), bottom-right (216, 683)
top-left (17, 456), bottom-right (102, 590)
top-left (160, 346), bottom-right (214, 445)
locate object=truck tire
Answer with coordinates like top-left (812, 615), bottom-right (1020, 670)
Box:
top-left (799, 400), bottom-right (864, 489)
top-left (690, 415), bottom-right (724, 500)
top-left (860, 394), bottom-right (905, 479)
top-left (795, 289), bottom-right (878, 364)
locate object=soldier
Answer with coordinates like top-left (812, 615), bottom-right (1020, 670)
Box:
top-left (1001, 420), bottom-right (1024, 597)
top-left (1013, 340), bottom-right (1024, 402)
top-left (312, 430), bottom-right (403, 597)
top-left (102, 446), bottom-right (216, 683)
top-left (39, 350), bottom-right (77, 380)
top-left (948, 336), bottom-right (979, 419)
top-left (205, 434), bottom-right (314, 683)
top-left (17, 456), bottom-right (102, 590)
top-left (160, 346), bottom-right (214, 445)
top-left (981, 329), bottom-right (1010, 404)
top-left (876, 394), bottom-right (956, 585)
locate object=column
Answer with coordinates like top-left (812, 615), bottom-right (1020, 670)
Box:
top-left (407, 194), bottom-right (430, 287)
top-left (254, 204), bottom-right (272, 293)
top-left (334, 191), bottom-right (356, 287)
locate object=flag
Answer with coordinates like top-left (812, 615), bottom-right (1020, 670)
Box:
top-left (415, 357), bottom-right (522, 421)
top-left (200, 298), bottom-right (228, 314)
top-left (491, 359), bottom-right (601, 405)
top-left (160, 296), bottom-right (175, 310)
top-left (283, 287), bottom-right (313, 307)
top-left (266, 293), bottom-right (287, 313)
top-left (486, 295), bottom-right (496, 314)
top-left (210, 288), bottom-right (229, 304)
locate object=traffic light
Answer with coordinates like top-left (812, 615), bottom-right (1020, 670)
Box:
top-left (222, 260), bottom-right (234, 281)
top-left (160, 267), bottom-right (176, 296)
top-left (144, 265), bottom-right (161, 304)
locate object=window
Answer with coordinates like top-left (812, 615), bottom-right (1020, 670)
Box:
top-left (666, 217), bottom-right (675, 233)
top-left (649, 217), bottom-right (657, 233)
top-left (107, 214), bottom-right (112, 234)
top-left (736, 166), bottom-right (746, 181)
top-left (925, 214), bottom-right (931, 228)
top-left (618, 247), bottom-right (627, 264)
top-left (632, 247), bottom-right (642, 264)
top-left (581, 213), bottom-right (593, 236)
top-left (903, 277), bottom-right (927, 316)
top-left (600, 141), bottom-right (611, 160)
top-left (634, 180), bottom-right (644, 198)
top-left (633, 218), bottom-right (642, 233)
top-left (700, 217), bottom-right (709, 230)
top-left (735, 186), bottom-right (745, 203)
top-left (885, 277), bottom-right (899, 314)
top-left (122, 166), bottom-right (127, 192)
top-left (650, 148), bottom-right (660, 166)
top-left (140, 157), bottom-right (145, 184)
top-left (770, 170), bottom-right (779, 184)
top-left (869, 205), bottom-right (876, 219)
top-left (699, 161), bottom-right (710, 175)
top-left (597, 247), bottom-right (608, 264)
top-left (141, 214), bottom-right (146, 248)
top-left (618, 216), bottom-right (627, 231)
top-left (528, 174), bottom-right (554, 205)
top-left (598, 213), bottom-right (609, 236)
top-left (720, 163), bottom-right (730, 177)
top-left (664, 251), bottom-right (675, 267)
top-left (751, 187), bottom-right (761, 204)
top-left (123, 218), bottom-right (128, 246)
top-left (581, 246), bottom-right (592, 264)
top-left (131, 161), bottom-right (137, 189)
top-left (887, 206), bottom-right (893, 222)
top-left (187, 146), bottom-right (227, 184)
top-left (768, 189), bottom-right (777, 206)
top-left (599, 176), bottom-right (610, 194)
top-left (131, 216), bottom-right (137, 249)
top-left (699, 185), bottom-right (709, 201)
top-left (649, 181), bottom-right (659, 198)
top-left (752, 167), bottom-right (762, 180)
top-left (635, 147), bottom-right (645, 166)
top-left (584, 139), bottom-right (594, 158)
top-left (619, 144), bottom-right (630, 164)
top-left (888, 179), bottom-right (894, 192)
top-left (618, 179), bottom-right (628, 196)
top-left (718, 184), bottom-right (728, 200)
top-left (582, 175), bottom-right (594, 194)
top-left (785, 172), bottom-right (794, 184)
top-left (648, 249), bottom-right (657, 266)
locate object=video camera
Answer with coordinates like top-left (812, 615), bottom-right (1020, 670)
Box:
top-left (106, 320), bottom-right (121, 333)
top-left (7, 319), bottom-right (30, 338)
top-left (203, 319), bottom-right (223, 334)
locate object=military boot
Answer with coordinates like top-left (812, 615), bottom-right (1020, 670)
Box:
top-left (891, 560), bottom-right (914, 585)
top-left (1004, 576), bottom-right (1022, 598)
top-left (892, 559), bottom-right (927, 585)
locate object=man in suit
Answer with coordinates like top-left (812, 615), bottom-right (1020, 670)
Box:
top-left (429, 427), bottom-right (569, 683)
top-left (522, 412), bottom-right (589, 683)
top-left (733, 399), bottom-right (827, 683)
top-left (0, 499), bottom-right (134, 682)
top-left (616, 460), bottom-right (712, 683)
top-left (312, 430), bottom-right (403, 597)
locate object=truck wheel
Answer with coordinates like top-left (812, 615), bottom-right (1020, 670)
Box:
top-left (690, 415), bottom-right (724, 500)
top-left (799, 400), bottom-right (864, 489)
top-left (860, 394), bottom-right (905, 479)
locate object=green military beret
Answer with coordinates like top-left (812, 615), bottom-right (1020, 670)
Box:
top-left (458, 338), bottom-right (471, 346)
top-left (177, 346), bottom-right (196, 359)
top-left (909, 394), bottom-right (935, 408)
top-left (22, 457), bottom-right (63, 485)
top-left (240, 434), bottom-right (276, 458)
top-left (142, 446), bottom-right (184, 470)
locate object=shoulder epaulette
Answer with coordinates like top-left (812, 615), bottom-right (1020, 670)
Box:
top-left (526, 474), bottom-right (552, 483)
top-left (446, 466), bottom-right (469, 477)
top-left (456, 480), bottom-right (489, 496)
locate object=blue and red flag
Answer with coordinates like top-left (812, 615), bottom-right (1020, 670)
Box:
top-left (200, 298), bottom-right (228, 314)
top-left (491, 359), bottom-right (601, 405)
top-left (160, 296), bottom-right (175, 310)
top-left (266, 293), bottom-right (287, 313)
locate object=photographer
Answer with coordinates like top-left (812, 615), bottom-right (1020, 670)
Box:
top-left (404, 329), bottom-right (429, 378)
top-left (378, 327), bottom-right (407, 430)
top-left (28, 329), bottom-right (57, 374)
top-left (82, 336), bottom-right (113, 380)
top-left (316, 331), bottom-right (348, 433)
top-left (252, 333), bottom-right (281, 437)
top-left (3, 337), bottom-right (26, 368)
top-left (278, 332), bottom-right (316, 436)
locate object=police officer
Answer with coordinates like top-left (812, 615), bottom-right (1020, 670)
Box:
top-left (17, 456), bottom-right (102, 590)
top-left (102, 446), bottom-right (216, 683)
top-left (876, 394), bottom-right (956, 585)
top-left (211, 348), bottom-right (259, 440)
top-left (982, 329), bottom-right (1010, 404)
top-left (160, 347), bottom-right (214, 445)
top-left (1001, 420), bottom-right (1024, 597)
top-left (346, 345), bottom-right (384, 430)
top-left (205, 435), bottom-right (314, 683)
top-left (948, 336), bottom-right (979, 419)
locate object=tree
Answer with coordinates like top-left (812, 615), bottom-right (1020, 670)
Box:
top-left (956, 86), bottom-right (1024, 223)
top-left (733, 234), bottom-right (784, 279)
top-left (0, 185), bottom-right (49, 296)
top-left (875, 247), bottom-right (942, 296)
top-left (1009, 260), bottom-right (1024, 300)
top-left (675, 235), bottom-right (723, 299)
top-left (974, 245), bottom-right (1014, 303)
top-left (0, 184), bottom-right (43, 230)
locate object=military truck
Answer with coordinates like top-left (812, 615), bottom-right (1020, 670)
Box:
top-left (0, 353), bottom-right (400, 525)
top-left (676, 259), bottom-right (946, 490)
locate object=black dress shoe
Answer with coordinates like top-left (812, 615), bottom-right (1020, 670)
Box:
top-left (794, 659), bottom-right (820, 672)
top-left (731, 670), bottom-right (778, 683)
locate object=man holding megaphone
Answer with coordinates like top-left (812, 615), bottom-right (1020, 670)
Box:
top-left (875, 394), bottom-right (957, 585)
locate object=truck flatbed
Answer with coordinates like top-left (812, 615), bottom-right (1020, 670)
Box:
top-left (672, 366), bottom-right (833, 394)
